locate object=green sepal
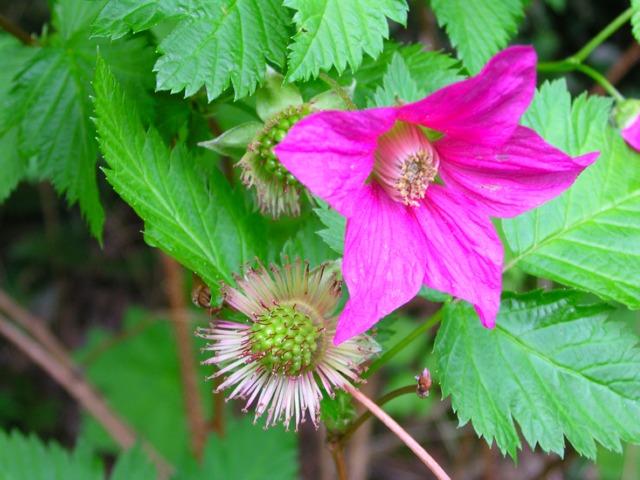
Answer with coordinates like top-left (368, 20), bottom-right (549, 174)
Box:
top-left (256, 66), bottom-right (304, 122)
top-left (198, 121), bottom-right (263, 157)
top-left (613, 99), bottom-right (640, 129)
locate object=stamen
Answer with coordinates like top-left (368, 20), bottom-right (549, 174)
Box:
top-left (373, 122), bottom-right (440, 206)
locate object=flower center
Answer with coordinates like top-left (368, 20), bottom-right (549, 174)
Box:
top-left (373, 122), bottom-right (439, 207)
top-left (248, 304), bottom-right (322, 377)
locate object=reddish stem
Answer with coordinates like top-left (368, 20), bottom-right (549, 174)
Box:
top-left (343, 383), bottom-right (451, 480)
top-left (160, 253), bottom-right (207, 460)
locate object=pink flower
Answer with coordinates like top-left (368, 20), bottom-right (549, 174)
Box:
top-left (621, 118), bottom-right (640, 151)
top-left (274, 46), bottom-right (599, 345)
top-left (615, 99), bottom-right (640, 152)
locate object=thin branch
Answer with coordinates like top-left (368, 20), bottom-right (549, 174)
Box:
top-left (0, 289), bottom-right (73, 369)
top-left (591, 42), bottom-right (640, 96)
top-left (339, 385), bottom-right (415, 447)
top-left (160, 253), bottom-right (207, 460)
top-left (327, 439), bottom-right (350, 480)
top-left (0, 14), bottom-right (37, 46)
top-left (0, 313), bottom-right (172, 477)
top-left (343, 383), bottom-right (451, 480)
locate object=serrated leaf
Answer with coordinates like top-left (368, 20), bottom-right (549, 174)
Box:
top-left (0, 35), bottom-right (36, 202)
top-left (94, 55), bottom-right (265, 287)
top-left (0, 431), bottom-right (103, 480)
top-left (109, 445), bottom-right (156, 480)
top-left (281, 216), bottom-right (339, 268)
top-left (503, 80), bottom-right (640, 309)
top-left (2, 0), bottom-right (156, 240)
top-left (177, 417), bottom-right (298, 480)
top-left (370, 52), bottom-right (420, 107)
top-left (431, 0), bottom-right (525, 74)
top-left (435, 290), bottom-right (640, 459)
top-left (313, 200), bottom-right (346, 255)
top-left (284, 0), bottom-right (408, 81)
top-left (93, 0), bottom-right (197, 39)
top-left (344, 43), bottom-right (462, 109)
top-left (153, 0), bottom-right (289, 101)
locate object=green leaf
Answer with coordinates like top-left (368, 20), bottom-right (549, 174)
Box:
top-left (77, 308), bottom-right (199, 462)
top-left (0, 431), bottom-right (103, 480)
top-left (109, 445), bottom-right (156, 480)
top-left (632, 0), bottom-right (640, 43)
top-left (313, 200), bottom-right (346, 256)
top-left (434, 291), bottom-right (640, 458)
top-left (430, 0), bottom-right (525, 74)
top-left (281, 216), bottom-right (339, 268)
top-left (371, 52), bottom-right (420, 107)
top-left (1, 0), bottom-right (156, 240)
top-left (435, 290), bottom-right (640, 459)
top-left (92, 0), bottom-right (197, 39)
top-left (345, 43), bottom-right (462, 109)
top-left (153, 0), bottom-right (289, 101)
top-left (177, 417), bottom-right (298, 480)
top-left (0, 35), bottom-right (36, 202)
top-left (94, 54), bottom-right (265, 287)
top-left (503, 80), bottom-right (640, 309)
top-left (284, 0), bottom-right (408, 81)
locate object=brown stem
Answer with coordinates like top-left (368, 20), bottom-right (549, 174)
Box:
top-left (0, 289), bottom-right (72, 369)
top-left (590, 42), bottom-right (640, 96)
top-left (327, 437), bottom-right (350, 480)
top-left (0, 313), bottom-right (172, 478)
top-left (159, 252), bottom-right (207, 460)
top-left (0, 14), bottom-right (37, 46)
top-left (343, 383), bottom-right (451, 480)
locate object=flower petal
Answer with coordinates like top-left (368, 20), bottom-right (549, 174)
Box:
top-left (274, 108), bottom-right (397, 217)
top-left (334, 184), bottom-right (427, 344)
top-left (397, 46), bottom-right (537, 147)
top-left (437, 126), bottom-right (599, 218)
top-left (622, 116), bottom-right (640, 152)
top-left (413, 185), bottom-right (503, 328)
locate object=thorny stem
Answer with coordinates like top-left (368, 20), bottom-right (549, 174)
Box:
top-left (318, 73), bottom-right (358, 111)
top-left (339, 385), bottom-right (416, 447)
top-left (160, 253), bottom-right (207, 461)
top-left (0, 14), bottom-right (37, 46)
top-left (343, 383), bottom-right (451, 480)
top-left (536, 7), bottom-right (632, 102)
top-left (363, 308), bottom-right (444, 380)
top-left (0, 313), bottom-right (172, 478)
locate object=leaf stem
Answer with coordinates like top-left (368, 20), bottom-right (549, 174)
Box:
top-left (536, 7), bottom-right (632, 101)
top-left (537, 60), bottom-right (624, 100)
top-left (363, 308), bottom-right (444, 380)
top-left (318, 73), bottom-right (358, 111)
top-left (339, 385), bottom-right (416, 446)
top-left (573, 7), bottom-right (633, 63)
top-left (343, 383), bottom-right (451, 480)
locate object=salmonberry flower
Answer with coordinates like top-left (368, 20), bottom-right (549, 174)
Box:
top-left (274, 46), bottom-right (599, 344)
top-left (196, 258), bottom-right (379, 431)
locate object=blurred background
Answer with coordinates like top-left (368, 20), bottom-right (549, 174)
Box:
top-left (1, 0), bottom-right (638, 478)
